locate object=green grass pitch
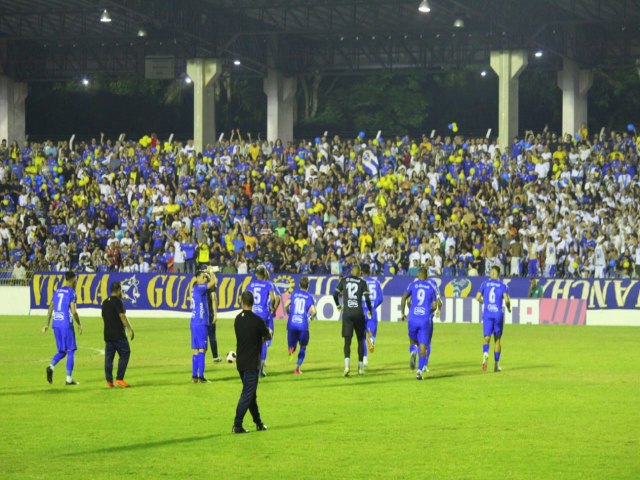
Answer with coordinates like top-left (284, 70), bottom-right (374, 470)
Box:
top-left (0, 315), bottom-right (639, 479)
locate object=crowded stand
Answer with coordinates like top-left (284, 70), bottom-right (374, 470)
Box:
top-left (0, 125), bottom-right (639, 282)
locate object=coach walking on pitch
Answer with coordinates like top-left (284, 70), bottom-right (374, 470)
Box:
top-left (102, 281), bottom-right (135, 388)
top-left (232, 290), bottom-right (272, 434)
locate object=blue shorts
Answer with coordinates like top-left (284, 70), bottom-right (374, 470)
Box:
top-left (53, 328), bottom-right (77, 352)
top-left (190, 324), bottom-right (209, 350)
top-left (408, 321), bottom-right (433, 346)
top-left (366, 312), bottom-right (378, 336)
top-left (287, 329), bottom-right (310, 348)
top-left (483, 314), bottom-right (504, 337)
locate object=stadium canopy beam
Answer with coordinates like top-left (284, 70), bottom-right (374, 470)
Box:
top-left (557, 58), bottom-right (593, 138)
top-left (0, 75), bottom-right (27, 146)
top-left (490, 49), bottom-right (528, 149)
top-left (186, 58), bottom-right (221, 153)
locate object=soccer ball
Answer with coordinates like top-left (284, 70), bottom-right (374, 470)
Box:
top-left (226, 351), bottom-right (237, 363)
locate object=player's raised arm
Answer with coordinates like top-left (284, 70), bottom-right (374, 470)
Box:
top-left (70, 301), bottom-right (82, 335)
top-left (206, 271), bottom-right (217, 290)
top-left (41, 302), bottom-right (54, 333)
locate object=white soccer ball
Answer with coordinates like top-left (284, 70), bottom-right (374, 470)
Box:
top-left (226, 351), bottom-right (237, 363)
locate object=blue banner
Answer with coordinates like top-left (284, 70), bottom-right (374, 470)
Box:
top-left (29, 273), bottom-right (640, 312)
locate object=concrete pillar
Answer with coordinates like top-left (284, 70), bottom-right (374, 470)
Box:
top-left (264, 69), bottom-right (296, 144)
top-left (186, 58), bottom-right (220, 153)
top-left (0, 76), bottom-right (28, 146)
top-left (490, 50), bottom-right (528, 150)
top-left (557, 59), bottom-right (593, 137)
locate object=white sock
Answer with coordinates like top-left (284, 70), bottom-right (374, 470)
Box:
top-left (66, 375), bottom-right (72, 382)
top-left (344, 358), bottom-right (350, 369)
top-left (49, 365), bottom-right (54, 370)
top-left (358, 361), bottom-right (364, 370)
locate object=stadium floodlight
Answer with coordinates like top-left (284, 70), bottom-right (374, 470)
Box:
top-left (81, 77), bottom-right (89, 86)
top-left (534, 50), bottom-right (543, 58)
top-left (184, 75), bottom-right (192, 84)
top-left (453, 18), bottom-right (465, 28)
top-left (418, 0), bottom-right (431, 13)
top-left (100, 9), bottom-right (112, 23)
top-left (137, 28), bottom-right (147, 37)
top-left (233, 59), bottom-right (241, 66)
top-left (481, 70), bottom-right (487, 77)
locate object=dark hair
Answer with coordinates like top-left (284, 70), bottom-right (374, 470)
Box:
top-left (64, 271), bottom-right (76, 281)
top-left (361, 264), bottom-right (371, 275)
top-left (256, 265), bottom-right (267, 279)
top-left (300, 277), bottom-right (309, 290)
top-left (241, 290), bottom-right (254, 307)
top-left (110, 281), bottom-right (121, 294)
top-left (491, 265), bottom-right (501, 276)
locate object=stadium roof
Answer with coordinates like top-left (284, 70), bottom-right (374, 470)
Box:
top-left (0, 0), bottom-right (638, 81)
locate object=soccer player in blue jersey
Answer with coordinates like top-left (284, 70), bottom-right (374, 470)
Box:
top-left (361, 264), bottom-right (383, 367)
top-left (264, 268), bottom-right (282, 374)
top-left (285, 277), bottom-right (317, 374)
top-left (244, 265), bottom-right (278, 376)
top-left (400, 267), bottom-right (438, 380)
top-left (191, 269), bottom-right (218, 383)
top-left (476, 265), bottom-right (511, 372)
top-left (423, 278), bottom-right (443, 372)
top-left (41, 271), bottom-right (82, 385)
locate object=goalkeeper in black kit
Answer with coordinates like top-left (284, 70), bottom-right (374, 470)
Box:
top-left (333, 265), bottom-right (372, 377)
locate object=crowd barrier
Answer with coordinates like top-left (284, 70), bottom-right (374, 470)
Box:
top-left (7, 273), bottom-right (638, 326)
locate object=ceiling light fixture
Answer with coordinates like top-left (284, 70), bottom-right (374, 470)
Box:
top-left (233, 59), bottom-right (241, 66)
top-left (81, 77), bottom-right (90, 86)
top-left (534, 50), bottom-right (543, 58)
top-left (184, 76), bottom-right (192, 84)
top-left (481, 70), bottom-right (487, 77)
top-left (137, 28), bottom-right (147, 37)
top-left (100, 9), bottom-right (111, 23)
top-left (453, 18), bottom-right (465, 28)
top-left (418, 0), bottom-right (431, 13)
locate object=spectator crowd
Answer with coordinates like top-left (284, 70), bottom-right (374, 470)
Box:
top-left (1, 124), bottom-right (639, 283)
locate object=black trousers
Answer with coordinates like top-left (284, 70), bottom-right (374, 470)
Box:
top-left (208, 322), bottom-right (219, 359)
top-left (234, 369), bottom-right (262, 428)
top-left (105, 338), bottom-right (131, 382)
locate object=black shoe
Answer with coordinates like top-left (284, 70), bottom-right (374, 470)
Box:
top-left (65, 380), bottom-right (79, 385)
top-left (232, 426), bottom-right (250, 434)
top-left (198, 377), bottom-right (211, 383)
top-left (256, 423), bottom-right (268, 431)
top-left (192, 376), bottom-right (198, 383)
top-left (260, 369), bottom-right (267, 377)
top-left (46, 366), bottom-right (53, 384)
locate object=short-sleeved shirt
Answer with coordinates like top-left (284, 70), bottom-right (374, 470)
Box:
top-left (405, 279), bottom-right (437, 324)
top-left (191, 283), bottom-right (209, 326)
top-left (235, 310), bottom-right (270, 371)
top-left (287, 290), bottom-right (315, 331)
top-left (333, 275), bottom-right (371, 315)
top-left (51, 286), bottom-right (77, 330)
top-left (245, 279), bottom-right (274, 321)
top-left (479, 279), bottom-right (509, 316)
top-left (102, 295), bottom-right (126, 342)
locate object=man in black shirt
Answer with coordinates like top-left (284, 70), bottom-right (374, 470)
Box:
top-left (206, 281), bottom-right (221, 363)
top-left (333, 265), bottom-right (372, 377)
top-left (232, 290), bottom-right (272, 434)
top-left (101, 281), bottom-right (135, 388)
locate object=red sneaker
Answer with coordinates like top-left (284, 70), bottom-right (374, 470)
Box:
top-left (115, 379), bottom-right (131, 388)
top-left (106, 381), bottom-right (114, 388)
top-left (293, 368), bottom-right (302, 375)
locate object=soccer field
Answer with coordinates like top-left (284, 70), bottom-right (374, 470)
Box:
top-left (0, 315), bottom-right (638, 480)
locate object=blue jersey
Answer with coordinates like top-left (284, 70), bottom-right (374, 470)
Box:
top-left (364, 277), bottom-right (383, 320)
top-left (51, 286), bottom-right (76, 329)
top-left (427, 278), bottom-right (441, 300)
top-left (246, 279), bottom-right (273, 320)
top-left (287, 290), bottom-right (315, 331)
top-left (191, 284), bottom-right (210, 325)
top-left (405, 279), bottom-right (437, 324)
top-left (479, 279), bottom-right (509, 316)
